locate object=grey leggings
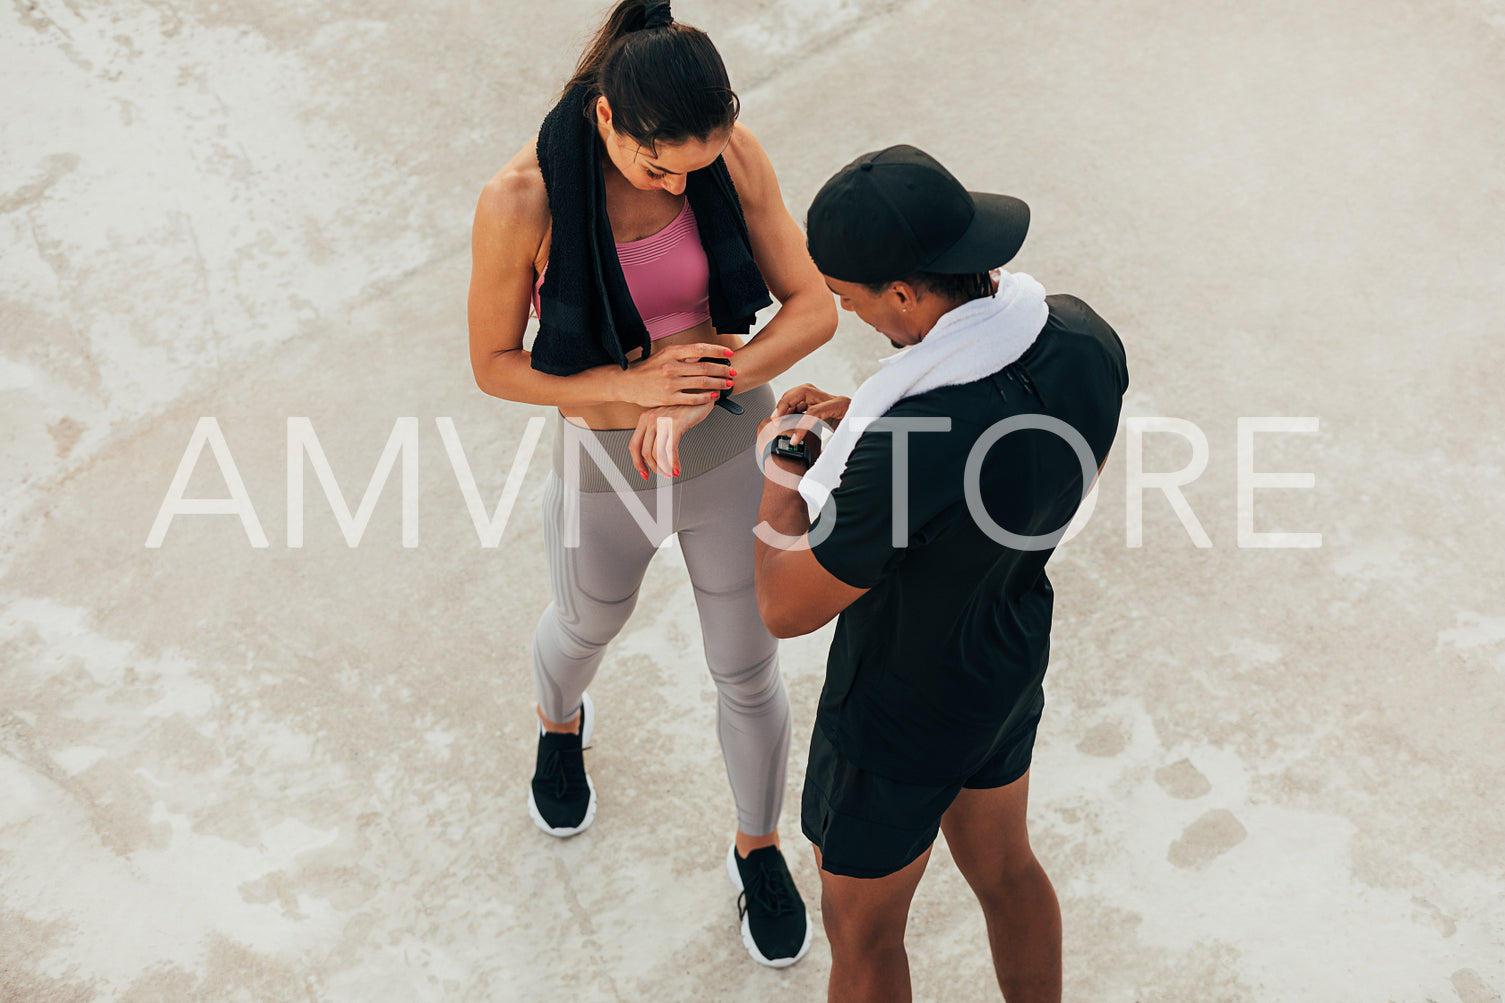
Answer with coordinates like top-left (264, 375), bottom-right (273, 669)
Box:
top-left (531, 385), bottom-right (790, 836)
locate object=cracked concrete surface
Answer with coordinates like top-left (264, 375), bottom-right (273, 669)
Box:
top-left (3, 0), bottom-right (1504, 999)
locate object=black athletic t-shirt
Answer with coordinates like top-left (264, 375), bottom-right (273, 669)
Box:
top-left (808, 294), bottom-right (1129, 786)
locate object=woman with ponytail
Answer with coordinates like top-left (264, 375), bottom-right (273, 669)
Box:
top-left (467, 0), bottom-right (834, 968)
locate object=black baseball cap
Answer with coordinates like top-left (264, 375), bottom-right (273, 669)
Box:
top-left (806, 145), bottom-right (1030, 284)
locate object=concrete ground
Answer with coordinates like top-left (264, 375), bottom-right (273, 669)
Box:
top-left (3, 0), bottom-right (1503, 999)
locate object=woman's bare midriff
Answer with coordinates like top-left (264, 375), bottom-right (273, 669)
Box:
top-left (524, 174), bottom-right (743, 431)
top-left (558, 319), bottom-right (746, 430)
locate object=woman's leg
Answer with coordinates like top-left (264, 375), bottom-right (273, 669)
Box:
top-left (674, 445), bottom-right (791, 839)
top-left (676, 442), bottom-right (810, 967)
top-left (532, 469), bottom-right (666, 726)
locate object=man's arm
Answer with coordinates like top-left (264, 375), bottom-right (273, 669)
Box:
top-left (753, 452), bottom-right (869, 638)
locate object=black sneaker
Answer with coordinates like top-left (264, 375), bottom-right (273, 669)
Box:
top-left (528, 692), bottom-right (596, 837)
top-left (726, 843), bottom-right (812, 968)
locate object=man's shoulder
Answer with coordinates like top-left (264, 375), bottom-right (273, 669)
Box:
top-left (847, 384), bottom-right (1006, 486)
top-left (1043, 292), bottom-right (1099, 332)
top-left (883, 382), bottom-right (987, 415)
top-left (868, 385), bottom-right (999, 450)
top-left (885, 374), bottom-right (1012, 430)
top-left (1041, 293), bottom-right (1127, 373)
top-left (876, 290), bottom-right (1125, 426)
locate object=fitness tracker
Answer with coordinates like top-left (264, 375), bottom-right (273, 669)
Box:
top-left (701, 355), bottom-right (744, 415)
top-left (770, 434), bottom-right (813, 468)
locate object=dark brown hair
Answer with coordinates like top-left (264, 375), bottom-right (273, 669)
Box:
top-left (866, 272), bottom-right (998, 304)
top-left (564, 1), bottom-right (739, 153)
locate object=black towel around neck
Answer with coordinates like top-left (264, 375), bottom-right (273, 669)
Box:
top-left (532, 83), bottom-right (773, 377)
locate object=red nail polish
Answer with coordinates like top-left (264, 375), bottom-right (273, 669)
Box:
top-left (673, 468), bottom-right (680, 477)
top-left (641, 470), bottom-right (648, 479)
top-left (729, 369), bottom-right (738, 377)
top-left (724, 349), bottom-right (734, 357)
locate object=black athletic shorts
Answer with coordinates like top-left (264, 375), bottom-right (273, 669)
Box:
top-left (800, 708), bottom-right (1043, 880)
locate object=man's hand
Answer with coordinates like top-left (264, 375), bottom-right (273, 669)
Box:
top-left (772, 383), bottom-right (850, 448)
top-left (756, 413), bottom-right (823, 474)
top-left (628, 400), bottom-right (716, 479)
top-left (751, 407), bottom-right (870, 636)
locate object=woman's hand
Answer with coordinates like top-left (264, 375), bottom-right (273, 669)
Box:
top-left (615, 343), bottom-right (738, 408)
top-left (772, 383), bottom-right (850, 447)
top-left (628, 399), bottom-right (717, 479)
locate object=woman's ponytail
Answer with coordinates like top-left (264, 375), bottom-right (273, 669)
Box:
top-left (564, 1), bottom-right (651, 96)
top-left (561, 0), bottom-right (738, 152)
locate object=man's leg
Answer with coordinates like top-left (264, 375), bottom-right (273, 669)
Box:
top-left (814, 843), bottom-right (933, 1003)
top-left (938, 769), bottom-right (1061, 1002)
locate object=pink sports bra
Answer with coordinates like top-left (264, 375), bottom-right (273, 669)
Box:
top-left (533, 198), bottom-right (712, 341)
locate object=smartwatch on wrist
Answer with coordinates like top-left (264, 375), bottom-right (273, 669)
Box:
top-left (770, 434), bottom-right (813, 468)
top-left (701, 355), bottom-right (744, 415)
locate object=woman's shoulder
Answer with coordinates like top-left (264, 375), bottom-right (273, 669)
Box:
top-left (476, 137), bottom-right (550, 240)
top-left (720, 121), bottom-right (779, 206)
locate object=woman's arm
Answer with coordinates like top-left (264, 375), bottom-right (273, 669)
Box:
top-left (720, 123), bottom-right (838, 392)
top-left (467, 162), bottom-right (736, 408)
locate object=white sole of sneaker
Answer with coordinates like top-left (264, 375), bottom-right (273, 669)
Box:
top-left (528, 693), bottom-right (596, 838)
top-left (528, 776), bottom-right (596, 838)
top-left (725, 843), bottom-right (813, 969)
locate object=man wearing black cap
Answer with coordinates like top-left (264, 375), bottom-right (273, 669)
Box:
top-left (752, 146), bottom-right (1129, 1002)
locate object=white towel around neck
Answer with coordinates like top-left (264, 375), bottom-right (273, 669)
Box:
top-left (798, 269), bottom-right (1049, 514)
